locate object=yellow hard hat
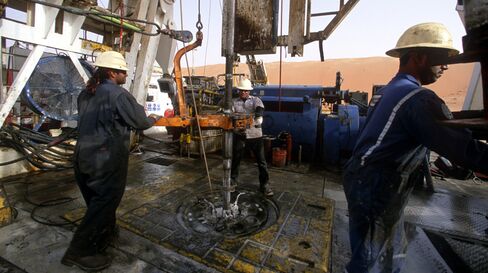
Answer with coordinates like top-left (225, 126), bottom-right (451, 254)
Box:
top-left (386, 22), bottom-right (459, 58)
top-left (94, 51), bottom-right (128, 71)
top-left (237, 78), bottom-right (253, 91)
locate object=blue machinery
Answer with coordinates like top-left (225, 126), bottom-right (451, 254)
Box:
top-left (250, 84), bottom-right (367, 165)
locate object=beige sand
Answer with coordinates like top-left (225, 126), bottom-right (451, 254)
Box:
top-left (188, 57), bottom-right (475, 111)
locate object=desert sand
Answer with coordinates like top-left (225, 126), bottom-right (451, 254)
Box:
top-left (188, 57), bottom-right (475, 111)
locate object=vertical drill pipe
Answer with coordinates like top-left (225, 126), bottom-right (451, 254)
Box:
top-left (173, 32), bottom-right (203, 117)
top-left (482, 59), bottom-right (488, 120)
top-left (222, 0), bottom-right (236, 210)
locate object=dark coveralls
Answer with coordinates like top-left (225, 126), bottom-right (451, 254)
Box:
top-left (69, 79), bottom-right (155, 255)
top-left (231, 96), bottom-right (270, 190)
top-left (343, 73), bottom-right (488, 273)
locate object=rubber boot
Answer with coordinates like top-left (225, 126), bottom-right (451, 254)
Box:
top-left (259, 184), bottom-right (274, 197)
top-left (61, 248), bottom-right (111, 271)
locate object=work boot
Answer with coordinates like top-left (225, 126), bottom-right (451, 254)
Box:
top-left (230, 178), bottom-right (238, 191)
top-left (61, 250), bottom-right (111, 271)
top-left (259, 185), bottom-right (274, 197)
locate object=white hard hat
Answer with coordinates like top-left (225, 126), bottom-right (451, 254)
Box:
top-left (237, 78), bottom-right (253, 91)
top-left (94, 51), bottom-right (128, 71)
top-left (386, 22), bottom-right (459, 58)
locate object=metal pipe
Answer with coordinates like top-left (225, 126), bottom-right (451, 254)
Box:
top-left (222, 0), bottom-right (236, 210)
top-left (173, 31), bottom-right (203, 117)
top-left (481, 59), bottom-right (488, 120)
top-left (298, 145), bottom-right (302, 166)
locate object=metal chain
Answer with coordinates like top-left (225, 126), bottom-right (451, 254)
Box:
top-left (196, 0), bottom-right (203, 31)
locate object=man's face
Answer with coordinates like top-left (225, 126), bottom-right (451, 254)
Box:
top-left (112, 69), bottom-right (128, 85)
top-left (239, 89), bottom-right (250, 99)
top-left (418, 52), bottom-right (448, 85)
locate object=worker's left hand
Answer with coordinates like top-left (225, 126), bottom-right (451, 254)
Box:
top-left (149, 114), bottom-right (162, 122)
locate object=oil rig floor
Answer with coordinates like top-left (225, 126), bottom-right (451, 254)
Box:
top-left (0, 140), bottom-right (488, 273)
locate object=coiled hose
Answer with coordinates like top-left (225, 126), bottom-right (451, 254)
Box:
top-left (0, 124), bottom-right (76, 170)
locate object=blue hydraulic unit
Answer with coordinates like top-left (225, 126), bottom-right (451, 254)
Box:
top-left (249, 72), bottom-right (368, 165)
top-left (322, 104), bottom-right (362, 165)
top-left (250, 85), bottom-right (323, 162)
top-left (320, 72), bottom-right (368, 164)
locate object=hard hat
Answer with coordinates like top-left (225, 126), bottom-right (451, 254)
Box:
top-left (94, 51), bottom-right (128, 71)
top-left (237, 78), bottom-right (253, 91)
top-left (386, 22), bottom-right (459, 58)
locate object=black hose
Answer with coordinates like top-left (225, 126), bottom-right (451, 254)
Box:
top-left (23, 0), bottom-right (164, 36)
top-left (24, 182), bottom-right (81, 226)
top-left (0, 125), bottom-right (76, 170)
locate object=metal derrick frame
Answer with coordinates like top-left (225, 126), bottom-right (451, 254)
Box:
top-left (280, 0), bottom-right (360, 59)
top-left (0, 0), bottom-right (173, 127)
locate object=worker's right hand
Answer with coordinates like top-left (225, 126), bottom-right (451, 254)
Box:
top-left (148, 114), bottom-right (162, 122)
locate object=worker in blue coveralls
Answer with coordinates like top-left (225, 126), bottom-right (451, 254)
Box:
top-left (343, 22), bottom-right (488, 273)
top-left (231, 78), bottom-right (274, 197)
top-left (62, 51), bottom-right (161, 271)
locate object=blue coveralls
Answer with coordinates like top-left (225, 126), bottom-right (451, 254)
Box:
top-left (68, 79), bottom-right (155, 256)
top-left (343, 73), bottom-right (488, 273)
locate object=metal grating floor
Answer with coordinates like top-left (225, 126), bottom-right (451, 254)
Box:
top-left (118, 189), bottom-right (335, 273)
top-left (404, 190), bottom-right (488, 273)
top-left (445, 237), bottom-right (488, 273)
top-left (405, 191), bottom-right (488, 243)
top-left (145, 156), bottom-right (178, 166)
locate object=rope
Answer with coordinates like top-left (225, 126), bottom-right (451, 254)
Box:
top-left (119, 0), bottom-right (124, 50)
top-left (278, 0), bottom-right (284, 112)
top-left (179, 0), bottom-right (213, 191)
top-left (203, 0), bottom-right (212, 76)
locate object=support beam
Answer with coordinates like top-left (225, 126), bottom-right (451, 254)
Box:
top-left (123, 0), bottom-right (150, 92)
top-left (288, 0), bottom-right (306, 56)
top-left (0, 45), bottom-right (45, 126)
top-left (131, 0), bottom-right (163, 105)
top-left (277, 0), bottom-right (360, 47)
top-left (0, 20), bottom-right (84, 53)
top-left (68, 52), bottom-right (89, 82)
top-left (156, 0), bottom-right (176, 75)
top-left (0, 0), bottom-right (87, 126)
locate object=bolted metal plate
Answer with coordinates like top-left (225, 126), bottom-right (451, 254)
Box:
top-left (405, 192), bottom-right (488, 243)
top-left (404, 226), bottom-right (453, 273)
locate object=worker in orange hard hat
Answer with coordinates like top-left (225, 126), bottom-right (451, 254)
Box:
top-left (231, 78), bottom-right (273, 197)
top-left (61, 51), bottom-right (161, 271)
top-left (343, 23), bottom-right (488, 273)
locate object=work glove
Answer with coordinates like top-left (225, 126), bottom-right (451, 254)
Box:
top-left (148, 114), bottom-right (163, 122)
top-left (254, 116), bottom-right (263, 128)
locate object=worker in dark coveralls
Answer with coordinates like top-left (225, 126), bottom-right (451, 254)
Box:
top-left (61, 51), bottom-right (161, 271)
top-left (343, 22), bottom-right (488, 273)
top-left (231, 78), bottom-right (273, 197)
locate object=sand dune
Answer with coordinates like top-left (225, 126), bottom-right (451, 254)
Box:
top-left (188, 57), bottom-right (475, 111)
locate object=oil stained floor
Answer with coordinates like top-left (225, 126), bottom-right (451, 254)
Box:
top-left (0, 140), bottom-right (488, 273)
